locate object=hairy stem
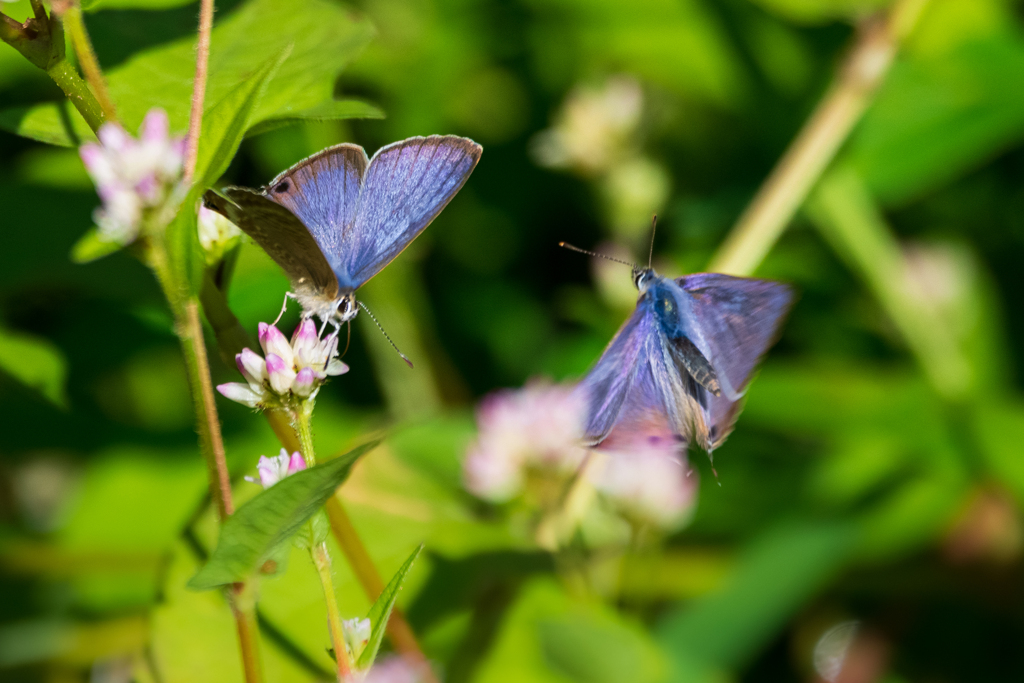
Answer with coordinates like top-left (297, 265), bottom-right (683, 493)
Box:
top-left (184, 0), bottom-right (215, 179)
top-left (63, 4), bottom-right (117, 122)
top-left (708, 0), bottom-right (930, 276)
top-left (230, 581), bottom-right (267, 683)
top-left (312, 542), bottom-right (355, 681)
top-left (293, 407), bottom-right (354, 680)
top-left (151, 244), bottom-right (264, 683)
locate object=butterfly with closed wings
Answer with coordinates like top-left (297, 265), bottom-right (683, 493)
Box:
top-left (567, 235), bottom-right (793, 459)
top-left (204, 135), bottom-right (482, 365)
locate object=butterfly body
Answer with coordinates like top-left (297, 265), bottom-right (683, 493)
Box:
top-left (204, 135), bottom-right (482, 329)
top-left (581, 266), bottom-right (792, 454)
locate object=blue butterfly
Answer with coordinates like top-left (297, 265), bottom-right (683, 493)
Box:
top-left (573, 244), bottom-right (793, 454)
top-left (204, 135), bottom-right (482, 355)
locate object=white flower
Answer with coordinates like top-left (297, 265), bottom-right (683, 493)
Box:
top-left (245, 449), bottom-right (306, 488)
top-left (530, 75), bottom-right (643, 176)
top-left (79, 108), bottom-right (185, 245)
top-left (217, 320), bottom-right (348, 409)
top-left (342, 617), bottom-right (371, 659)
top-left (463, 381), bottom-right (587, 502)
top-left (197, 205), bottom-right (242, 262)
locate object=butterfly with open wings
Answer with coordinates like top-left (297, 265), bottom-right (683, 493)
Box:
top-left (203, 135), bottom-right (482, 360)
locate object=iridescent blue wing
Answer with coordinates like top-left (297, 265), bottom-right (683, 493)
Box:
top-left (339, 136), bottom-right (482, 289)
top-left (677, 274), bottom-right (793, 402)
top-left (579, 302), bottom-right (653, 445)
top-left (261, 143), bottom-right (369, 278)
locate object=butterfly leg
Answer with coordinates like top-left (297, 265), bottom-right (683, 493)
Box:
top-left (272, 292), bottom-right (297, 326)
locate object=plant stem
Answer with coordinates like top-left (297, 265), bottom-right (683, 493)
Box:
top-left (708, 0), bottom-right (930, 276)
top-left (184, 0), bottom-right (215, 179)
top-left (63, 3), bottom-right (117, 122)
top-left (150, 244), bottom-right (265, 683)
top-left (230, 581), bottom-right (267, 683)
top-left (46, 59), bottom-right (107, 132)
top-left (325, 497), bottom-right (435, 680)
top-left (292, 406), bottom-right (354, 680)
top-left (293, 403), bottom-right (318, 467)
top-left (312, 542), bottom-right (355, 681)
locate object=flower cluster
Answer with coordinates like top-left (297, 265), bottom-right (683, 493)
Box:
top-left (246, 449), bottom-right (307, 488)
top-left (362, 656), bottom-right (431, 683)
top-left (197, 205), bottom-right (242, 263)
top-left (79, 108), bottom-right (185, 245)
top-left (589, 438), bottom-right (697, 530)
top-left (217, 320), bottom-right (348, 409)
top-left (463, 381), bottom-right (588, 503)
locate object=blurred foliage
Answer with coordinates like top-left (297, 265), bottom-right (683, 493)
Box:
top-left (3, 0), bottom-right (1024, 682)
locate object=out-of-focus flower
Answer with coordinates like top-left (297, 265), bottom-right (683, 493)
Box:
top-left (463, 381), bottom-right (587, 503)
top-left (362, 656), bottom-right (430, 683)
top-left (589, 435), bottom-right (697, 530)
top-left (245, 449), bottom-right (306, 488)
top-left (342, 617), bottom-right (371, 659)
top-left (531, 75), bottom-right (643, 176)
top-left (198, 205), bottom-right (242, 263)
top-left (217, 320), bottom-right (348, 409)
top-left (79, 108), bottom-right (185, 245)
top-left (813, 620), bottom-right (890, 683)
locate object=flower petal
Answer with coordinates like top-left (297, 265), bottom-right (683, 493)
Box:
top-left (217, 382), bottom-right (264, 408)
top-left (265, 353), bottom-right (297, 395)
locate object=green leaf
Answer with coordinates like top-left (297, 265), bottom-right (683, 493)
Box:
top-left (70, 228), bottom-right (123, 264)
top-left (0, 326), bottom-right (68, 408)
top-left (0, 0), bottom-right (375, 147)
top-left (188, 441), bottom-right (379, 590)
top-left (357, 544), bottom-right (423, 670)
top-left (244, 99), bottom-right (385, 138)
top-left (195, 46), bottom-right (291, 188)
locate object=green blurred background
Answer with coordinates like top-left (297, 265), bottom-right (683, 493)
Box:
top-left (3, 0), bottom-right (1024, 681)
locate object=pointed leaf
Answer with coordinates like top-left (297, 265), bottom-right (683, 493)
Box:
top-left (188, 441), bottom-right (379, 590)
top-left (164, 186), bottom-right (205, 299)
top-left (195, 46), bottom-right (291, 188)
top-left (70, 227), bottom-right (122, 264)
top-left (357, 544), bottom-right (423, 669)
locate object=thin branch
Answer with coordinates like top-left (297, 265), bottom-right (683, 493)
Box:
top-left (63, 4), bottom-right (117, 122)
top-left (184, 0), bottom-right (215, 180)
top-left (708, 0), bottom-right (931, 276)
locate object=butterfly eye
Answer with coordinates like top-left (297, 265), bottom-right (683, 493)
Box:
top-left (273, 180), bottom-right (290, 194)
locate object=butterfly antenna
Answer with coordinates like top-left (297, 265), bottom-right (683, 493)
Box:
top-left (558, 242), bottom-right (637, 268)
top-left (357, 300), bottom-right (413, 368)
top-left (648, 215), bottom-right (657, 268)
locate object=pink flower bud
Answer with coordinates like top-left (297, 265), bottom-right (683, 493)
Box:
top-left (236, 348), bottom-right (267, 388)
top-left (265, 353), bottom-right (297, 394)
top-left (259, 323), bottom-right (295, 368)
top-left (291, 318), bottom-right (320, 366)
top-left (293, 367), bottom-right (317, 397)
top-left (287, 451), bottom-right (307, 474)
top-left (97, 122), bottom-right (129, 152)
top-left (140, 108), bottom-right (169, 144)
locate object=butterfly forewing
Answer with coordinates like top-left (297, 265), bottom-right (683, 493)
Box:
top-left (578, 304), bottom-right (652, 444)
top-left (263, 143), bottom-right (369, 273)
top-left (203, 188), bottom-right (339, 301)
top-left (341, 135), bottom-right (482, 288)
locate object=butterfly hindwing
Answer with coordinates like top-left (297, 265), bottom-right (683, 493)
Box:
top-left (262, 143), bottom-right (369, 275)
top-left (203, 188), bottom-right (339, 301)
top-left (340, 135), bottom-right (483, 288)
